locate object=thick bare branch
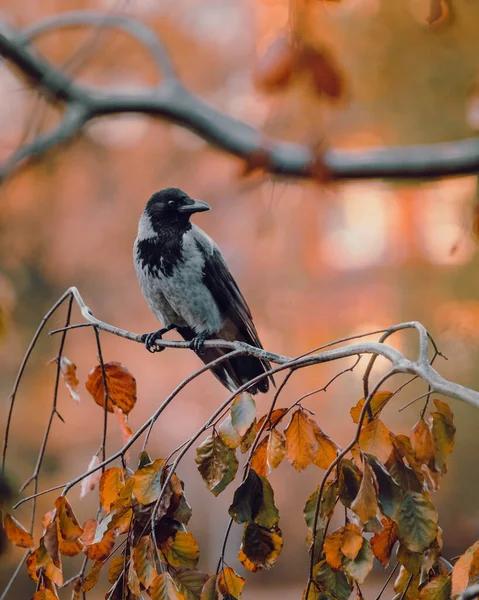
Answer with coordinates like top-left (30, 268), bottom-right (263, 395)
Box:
top-left (0, 13), bottom-right (478, 182)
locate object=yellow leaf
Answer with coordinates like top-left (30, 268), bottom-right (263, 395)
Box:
top-left (163, 531), bottom-right (200, 569)
top-left (99, 468), bottom-right (125, 512)
top-left (284, 408), bottom-right (318, 472)
top-left (218, 567), bottom-right (245, 598)
top-left (85, 361), bottom-right (137, 414)
top-left (324, 524), bottom-right (363, 569)
top-left (149, 572), bottom-right (184, 600)
top-left (133, 459), bottom-right (166, 505)
top-left (359, 419), bottom-right (393, 464)
top-left (311, 421), bottom-right (340, 470)
top-left (350, 391), bottom-right (393, 424)
top-left (133, 536), bottom-right (157, 589)
top-left (55, 497), bottom-right (83, 542)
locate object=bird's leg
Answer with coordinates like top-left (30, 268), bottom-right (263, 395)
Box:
top-left (189, 330), bottom-right (209, 355)
top-left (142, 324), bottom-right (177, 353)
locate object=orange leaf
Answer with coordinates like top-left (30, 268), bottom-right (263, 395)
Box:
top-left (149, 572), bottom-right (184, 600)
top-left (114, 406), bottom-right (133, 450)
top-left (257, 409), bottom-right (289, 431)
top-left (300, 46), bottom-right (344, 99)
top-left (217, 567), bottom-right (245, 598)
top-left (59, 356), bottom-right (80, 403)
top-left (371, 518), bottom-right (398, 567)
top-left (324, 524), bottom-right (363, 569)
top-left (267, 429), bottom-right (286, 471)
top-left (82, 560), bottom-right (103, 592)
top-left (351, 462), bottom-right (379, 523)
top-left (33, 592), bottom-right (58, 600)
top-left (4, 513), bottom-right (34, 548)
top-left (85, 361), bottom-right (136, 414)
top-left (55, 497), bottom-right (83, 542)
top-left (99, 468), bottom-right (125, 513)
top-left (359, 420), bottom-right (393, 464)
top-left (253, 37), bottom-right (297, 92)
top-left (350, 392), bottom-right (393, 424)
top-left (452, 540), bottom-right (479, 595)
top-left (311, 421), bottom-right (340, 470)
top-left (412, 418), bottom-right (436, 467)
top-left (85, 527), bottom-right (115, 562)
top-left (284, 408), bottom-right (318, 472)
top-left (250, 437), bottom-right (268, 477)
top-left (80, 519), bottom-right (96, 546)
top-left (80, 455), bottom-right (101, 500)
top-left (58, 536), bottom-right (83, 557)
top-left (133, 535), bottom-right (157, 589)
top-left (108, 555), bottom-right (125, 584)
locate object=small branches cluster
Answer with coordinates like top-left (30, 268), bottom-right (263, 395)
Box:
top-left (2, 287), bottom-right (479, 599)
top-left (0, 10), bottom-right (479, 184)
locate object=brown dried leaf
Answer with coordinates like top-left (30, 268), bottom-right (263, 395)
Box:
top-left (99, 468), bottom-right (125, 513)
top-left (412, 418), bottom-right (436, 467)
top-left (79, 455), bottom-right (101, 500)
top-left (82, 560), bottom-right (103, 592)
top-left (149, 572), bottom-right (184, 600)
top-left (60, 357), bottom-right (80, 403)
top-left (284, 408), bottom-right (318, 472)
top-left (133, 535), bottom-right (156, 589)
top-left (370, 517), bottom-right (398, 567)
top-left (239, 523), bottom-right (283, 572)
top-left (217, 567), bottom-right (245, 599)
top-left (108, 555), bottom-right (125, 584)
top-left (351, 462), bottom-right (379, 524)
top-left (55, 497), bottom-right (83, 542)
top-left (311, 421), bottom-right (340, 470)
top-left (359, 420), bottom-right (393, 464)
top-left (128, 558), bottom-right (141, 596)
top-left (4, 513), bottom-right (34, 548)
top-left (85, 361), bottom-right (137, 415)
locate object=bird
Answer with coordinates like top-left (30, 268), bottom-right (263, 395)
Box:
top-left (133, 187), bottom-right (273, 394)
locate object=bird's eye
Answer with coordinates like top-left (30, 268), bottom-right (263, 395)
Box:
top-left (168, 200), bottom-right (176, 207)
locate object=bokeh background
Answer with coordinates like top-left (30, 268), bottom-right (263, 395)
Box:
top-left (1, 0), bottom-right (479, 597)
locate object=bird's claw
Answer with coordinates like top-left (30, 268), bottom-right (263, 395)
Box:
top-left (143, 329), bottom-right (167, 353)
top-left (190, 332), bottom-right (208, 355)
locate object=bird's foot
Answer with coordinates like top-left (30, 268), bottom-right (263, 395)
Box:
top-left (142, 325), bottom-right (175, 353)
top-left (189, 331), bottom-right (208, 355)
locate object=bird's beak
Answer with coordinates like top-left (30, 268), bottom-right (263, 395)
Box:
top-left (177, 199), bottom-right (211, 214)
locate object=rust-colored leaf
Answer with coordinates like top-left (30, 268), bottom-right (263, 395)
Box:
top-left (359, 419), bottom-right (393, 464)
top-left (114, 406), bottom-right (133, 449)
top-left (284, 408), bottom-right (318, 472)
top-left (133, 535), bottom-right (157, 589)
top-left (217, 567), bottom-right (245, 599)
top-left (452, 540), bottom-right (479, 595)
top-left (149, 572), bottom-right (184, 600)
top-left (324, 524), bottom-right (363, 569)
top-left (250, 437), bottom-right (268, 477)
top-left (256, 408), bottom-right (289, 431)
top-left (82, 560), bottom-right (103, 592)
top-left (100, 467), bottom-right (125, 512)
top-left (85, 361), bottom-right (136, 414)
top-left (26, 552), bottom-right (38, 582)
top-left (55, 497), bottom-right (83, 542)
top-left (85, 527), bottom-right (115, 562)
top-left (351, 462), bottom-right (379, 524)
top-left (300, 45), bottom-right (344, 99)
top-left (311, 421), bottom-right (340, 470)
top-left (253, 36), bottom-right (297, 92)
top-left (58, 536), bottom-right (83, 557)
top-left (231, 393), bottom-right (256, 437)
top-left (60, 357), bottom-right (80, 403)
top-left (4, 513), bottom-right (34, 548)
top-left (412, 418), bottom-right (436, 467)
top-left (371, 517), bottom-right (398, 567)
top-left (79, 455), bottom-right (101, 500)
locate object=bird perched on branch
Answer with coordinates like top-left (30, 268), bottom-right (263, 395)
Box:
top-left (133, 187), bottom-right (273, 394)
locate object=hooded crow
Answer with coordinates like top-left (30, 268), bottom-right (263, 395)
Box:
top-left (133, 187), bottom-right (273, 394)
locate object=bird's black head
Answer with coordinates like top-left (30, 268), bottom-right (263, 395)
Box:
top-left (145, 188), bottom-right (210, 233)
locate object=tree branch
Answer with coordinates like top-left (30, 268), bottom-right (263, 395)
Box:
top-left (0, 12), bottom-right (478, 182)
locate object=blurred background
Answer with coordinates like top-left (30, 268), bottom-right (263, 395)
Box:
top-left (1, 0), bottom-right (479, 597)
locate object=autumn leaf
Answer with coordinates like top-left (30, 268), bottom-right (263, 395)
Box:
top-left (397, 491), bottom-right (439, 553)
top-left (452, 540), bottom-right (479, 595)
top-left (300, 45), bottom-right (344, 99)
top-left (195, 434), bottom-right (238, 496)
top-left (284, 408), bottom-right (318, 472)
top-left (228, 469), bottom-right (263, 524)
top-left (324, 524), bottom-right (363, 569)
top-left (338, 460), bottom-right (361, 508)
top-left (412, 418), bottom-right (436, 467)
top-left (370, 517), bottom-right (398, 567)
top-left (256, 408), bottom-right (289, 431)
top-left (394, 566), bottom-right (421, 599)
top-left (85, 524), bottom-right (115, 562)
top-left (431, 400), bottom-right (455, 473)
top-left (267, 429), bottom-right (286, 471)
top-left (4, 513), bottom-right (34, 548)
top-left (55, 497), bottom-right (83, 542)
top-left (149, 572), bottom-right (184, 600)
top-left (311, 421), bottom-right (340, 470)
top-left (342, 537), bottom-right (374, 584)
top-left (36, 526), bottom-right (63, 586)
top-left (250, 437), bottom-right (268, 477)
top-left (253, 36), bottom-right (296, 92)
top-left (114, 406), bottom-right (133, 449)
top-left (218, 567), bottom-right (245, 599)
top-left (239, 523), bottom-right (283, 571)
top-left (80, 455), bottom-right (101, 499)
top-left (351, 462), bottom-right (379, 524)
top-left (60, 356), bottom-right (80, 402)
top-left (350, 392), bottom-right (393, 424)
top-left (359, 419), bottom-right (393, 464)
top-left (304, 481), bottom-right (338, 529)
top-left (164, 531), bottom-right (200, 569)
top-left (108, 555), bottom-right (125, 584)
top-left (201, 575), bottom-right (218, 600)
top-left (254, 473), bottom-right (280, 529)
top-left (231, 393), bottom-right (256, 437)
top-left (33, 591), bottom-right (58, 600)
top-left (133, 535), bottom-right (157, 589)
top-left (85, 361), bottom-right (137, 414)
top-left (173, 568), bottom-right (209, 600)
top-left (419, 575), bottom-right (452, 600)
top-left (366, 454), bottom-right (402, 521)
top-left (218, 415), bottom-right (242, 449)
top-left (313, 561), bottom-right (352, 600)
top-left (239, 420), bottom-right (258, 453)
top-left (128, 559), bottom-right (141, 596)
top-left (133, 458), bottom-right (166, 505)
